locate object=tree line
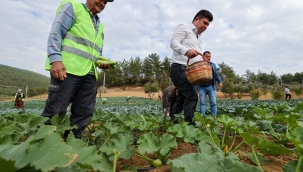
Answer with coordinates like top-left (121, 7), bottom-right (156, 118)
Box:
top-left (1, 53), bottom-right (302, 99)
top-left (97, 53), bottom-right (303, 99)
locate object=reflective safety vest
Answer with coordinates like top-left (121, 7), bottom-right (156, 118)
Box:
top-left (45, 0), bottom-right (104, 80)
top-left (15, 93), bottom-right (24, 101)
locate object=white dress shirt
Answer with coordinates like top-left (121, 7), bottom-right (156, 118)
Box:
top-left (170, 23), bottom-right (203, 66)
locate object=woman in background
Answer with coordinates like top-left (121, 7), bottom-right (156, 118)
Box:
top-left (162, 85), bottom-right (178, 116)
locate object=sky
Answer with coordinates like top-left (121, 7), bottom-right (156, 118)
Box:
top-left (1, 0), bottom-right (303, 78)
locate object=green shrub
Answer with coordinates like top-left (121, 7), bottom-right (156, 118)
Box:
top-left (249, 89), bottom-right (262, 100)
top-left (237, 92), bottom-right (242, 99)
top-left (272, 91), bottom-right (284, 100)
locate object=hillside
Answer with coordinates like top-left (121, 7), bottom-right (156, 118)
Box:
top-left (0, 64), bottom-right (50, 96)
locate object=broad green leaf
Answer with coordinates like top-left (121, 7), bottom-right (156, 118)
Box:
top-left (137, 133), bottom-right (159, 154)
top-left (169, 152), bottom-right (261, 172)
top-left (54, 162), bottom-right (82, 172)
top-left (66, 133), bottom-right (107, 171)
top-left (0, 157), bottom-right (17, 172)
top-left (159, 134), bottom-right (177, 156)
top-left (239, 133), bottom-right (259, 147)
top-left (287, 127), bottom-right (303, 155)
top-left (183, 126), bottom-right (202, 143)
top-left (169, 153), bottom-right (219, 172)
top-left (100, 134), bottom-right (135, 161)
top-left (246, 152), bottom-right (269, 165)
top-left (283, 159), bottom-right (303, 172)
top-left (218, 115), bottom-right (238, 127)
top-left (0, 121), bottom-right (16, 137)
top-left (19, 133), bottom-right (77, 171)
top-left (33, 125), bottom-right (57, 140)
top-left (254, 107), bottom-right (270, 119)
top-left (137, 120), bottom-right (153, 131)
top-left (256, 139), bottom-right (292, 155)
top-left (104, 122), bottom-right (122, 135)
top-left (51, 114), bottom-right (77, 134)
top-left (198, 141), bottom-right (220, 155)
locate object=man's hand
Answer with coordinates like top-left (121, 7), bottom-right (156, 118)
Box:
top-left (185, 49), bottom-right (201, 59)
top-left (218, 83), bottom-right (223, 89)
top-left (51, 61), bottom-right (67, 81)
top-left (98, 64), bottom-right (110, 69)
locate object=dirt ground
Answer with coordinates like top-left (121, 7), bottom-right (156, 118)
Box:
top-left (10, 86), bottom-right (300, 101)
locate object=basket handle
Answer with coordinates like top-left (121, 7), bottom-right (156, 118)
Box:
top-left (186, 58), bottom-right (191, 66)
top-left (186, 54), bottom-right (205, 66)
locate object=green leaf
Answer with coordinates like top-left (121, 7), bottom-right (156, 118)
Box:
top-left (239, 133), bottom-right (259, 147)
top-left (25, 133), bottom-right (78, 171)
top-left (255, 139), bottom-right (292, 155)
top-left (66, 133), bottom-right (108, 171)
top-left (247, 152), bottom-right (269, 165)
top-left (51, 114), bottom-right (77, 134)
top-left (0, 157), bottom-right (17, 172)
top-left (169, 153), bottom-right (220, 172)
top-left (0, 121), bottom-right (16, 138)
top-left (137, 132), bottom-right (159, 154)
top-left (0, 132), bottom-right (77, 171)
top-left (287, 127), bottom-right (303, 155)
top-left (104, 122), bottom-right (122, 135)
top-left (159, 134), bottom-right (178, 156)
top-left (218, 115), bottom-right (238, 127)
top-left (100, 134), bottom-right (135, 161)
top-left (169, 152), bottom-right (261, 172)
top-left (283, 159), bottom-right (303, 172)
top-left (33, 125), bottom-right (57, 140)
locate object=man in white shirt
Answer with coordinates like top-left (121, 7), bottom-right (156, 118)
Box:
top-left (169, 10), bottom-right (213, 125)
top-left (285, 86), bottom-right (291, 100)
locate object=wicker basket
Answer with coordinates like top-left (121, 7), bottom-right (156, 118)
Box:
top-left (186, 59), bottom-right (213, 85)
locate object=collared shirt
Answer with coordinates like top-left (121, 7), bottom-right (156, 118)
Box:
top-left (170, 23), bottom-right (203, 66)
top-left (47, 3), bottom-right (102, 75)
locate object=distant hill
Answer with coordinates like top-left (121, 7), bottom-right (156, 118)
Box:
top-left (0, 64), bottom-right (50, 96)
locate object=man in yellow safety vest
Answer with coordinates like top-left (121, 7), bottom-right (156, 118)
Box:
top-left (42, 0), bottom-right (114, 139)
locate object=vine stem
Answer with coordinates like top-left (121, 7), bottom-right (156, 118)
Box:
top-left (229, 132), bottom-right (237, 151)
top-left (252, 146), bottom-right (263, 172)
top-left (230, 141), bottom-right (243, 152)
top-left (113, 149), bottom-right (120, 172)
top-left (135, 152), bottom-right (154, 162)
top-left (296, 156), bottom-right (303, 172)
top-left (221, 125), bottom-right (227, 147)
top-left (267, 121), bottom-right (280, 140)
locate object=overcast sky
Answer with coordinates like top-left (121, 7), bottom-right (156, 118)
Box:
top-left (1, 0), bottom-right (302, 78)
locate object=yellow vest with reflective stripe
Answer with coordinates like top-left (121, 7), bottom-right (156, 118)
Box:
top-left (45, 0), bottom-right (104, 80)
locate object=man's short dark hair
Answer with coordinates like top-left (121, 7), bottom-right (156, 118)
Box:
top-left (192, 10), bottom-right (213, 22)
top-left (203, 51), bottom-right (211, 55)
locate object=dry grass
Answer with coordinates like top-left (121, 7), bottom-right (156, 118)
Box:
top-left (2, 86), bottom-right (301, 102)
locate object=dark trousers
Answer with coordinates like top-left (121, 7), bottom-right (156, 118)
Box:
top-left (42, 73), bottom-right (97, 138)
top-left (285, 94), bottom-right (291, 100)
top-left (169, 63), bottom-right (198, 125)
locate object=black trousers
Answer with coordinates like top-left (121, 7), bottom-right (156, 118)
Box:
top-left (169, 63), bottom-right (198, 125)
top-left (285, 94), bottom-right (291, 100)
top-left (42, 73), bottom-right (97, 138)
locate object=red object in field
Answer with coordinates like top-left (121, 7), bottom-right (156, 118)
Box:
top-left (15, 99), bottom-right (24, 109)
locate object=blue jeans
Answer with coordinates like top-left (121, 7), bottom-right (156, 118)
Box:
top-left (198, 85), bottom-right (217, 116)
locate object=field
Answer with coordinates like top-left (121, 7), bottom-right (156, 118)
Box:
top-left (1, 87), bottom-right (303, 172)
